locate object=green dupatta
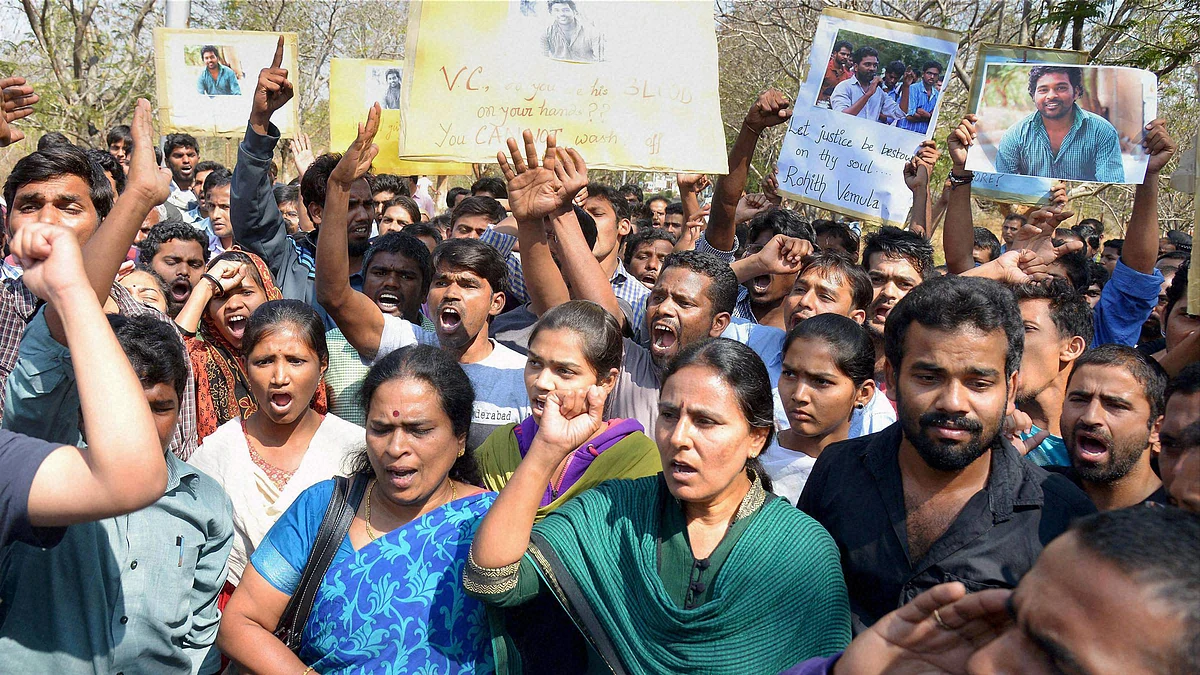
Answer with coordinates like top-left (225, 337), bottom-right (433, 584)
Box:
top-left (475, 422), bottom-right (662, 521)
top-left (526, 475), bottom-right (851, 675)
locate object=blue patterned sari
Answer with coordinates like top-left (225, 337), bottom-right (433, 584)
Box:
top-left (253, 479), bottom-right (496, 674)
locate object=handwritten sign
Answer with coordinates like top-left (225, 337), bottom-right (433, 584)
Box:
top-left (965, 44), bottom-right (1088, 204)
top-left (775, 9), bottom-right (960, 226)
top-left (329, 58), bottom-right (471, 176)
top-left (154, 29), bottom-right (299, 138)
top-left (398, 0), bottom-right (726, 173)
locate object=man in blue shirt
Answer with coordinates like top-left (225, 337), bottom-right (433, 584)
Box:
top-left (196, 45), bottom-right (241, 96)
top-left (994, 65), bottom-right (1124, 182)
top-left (896, 60), bottom-right (942, 133)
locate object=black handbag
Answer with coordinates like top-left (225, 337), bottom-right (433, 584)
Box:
top-left (273, 473), bottom-right (369, 652)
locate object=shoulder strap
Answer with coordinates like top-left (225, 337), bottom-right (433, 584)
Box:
top-left (274, 474), bottom-right (369, 652)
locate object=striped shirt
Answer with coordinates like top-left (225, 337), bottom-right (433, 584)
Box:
top-left (895, 83), bottom-right (939, 133)
top-left (995, 105), bottom-right (1125, 183)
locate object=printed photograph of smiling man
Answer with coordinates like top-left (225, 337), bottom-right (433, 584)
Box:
top-left (968, 63), bottom-right (1155, 184)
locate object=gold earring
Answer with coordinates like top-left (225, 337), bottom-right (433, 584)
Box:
top-left (457, 447), bottom-right (465, 458)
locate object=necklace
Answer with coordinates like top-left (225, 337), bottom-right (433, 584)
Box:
top-left (365, 477), bottom-right (457, 542)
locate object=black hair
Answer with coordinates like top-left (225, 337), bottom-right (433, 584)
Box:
top-left (363, 231), bottom-right (434, 297)
top-left (1086, 261), bottom-right (1110, 289)
top-left (662, 338), bottom-right (774, 491)
top-left (661, 250), bottom-right (739, 316)
top-left (1158, 250), bottom-right (1190, 265)
top-left (450, 195), bottom-right (507, 227)
top-left (799, 250), bottom-right (873, 312)
top-left (371, 173), bottom-right (410, 198)
top-left (1166, 229), bottom-right (1193, 253)
top-left (1167, 362), bottom-right (1200, 402)
top-left (86, 148), bottom-right (126, 194)
top-left (813, 220), bottom-right (861, 260)
top-left (351, 344), bottom-right (481, 485)
top-left (37, 132), bottom-right (72, 150)
top-left (885, 275), bottom-right (1024, 377)
top-left (832, 40), bottom-right (853, 54)
top-left (547, 0), bottom-right (578, 10)
top-left (273, 183), bottom-right (299, 207)
top-left (1103, 238), bottom-right (1124, 254)
top-left (240, 299), bottom-right (328, 368)
top-left (1077, 217), bottom-right (1103, 236)
top-left (585, 182), bottom-right (633, 223)
top-left (664, 202), bottom-right (685, 218)
top-left (1071, 222), bottom-right (1100, 252)
top-left (299, 153), bottom-right (341, 220)
top-left (885, 60), bottom-right (906, 76)
top-left (1068, 507), bottom-right (1200, 674)
top-left (852, 46), bottom-right (879, 63)
top-left (470, 176), bottom-right (508, 199)
top-left (162, 133), bottom-right (198, 157)
top-left (1012, 278), bottom-right (1095, 344)
top-left (1027, 65), bottom-right (1084, 98)
top-left (200, 45), bottom-right (219, 58)
top-left (862, 225), bottom-right (935, 278)
top-left (1052, 250), bottom-right (1091, 292)
top-left (108, 314), bottom-right (189, 399)
top-left (1003, 213), bottom-right (1027, 226)
top-left (208, 250), bottom-right (266, 290)
top-left (385, 68), bottom-right (401, 81)
top-left (1054, 228), bottom-right (1083, 244)
top-left (446, 186), bottom-right (469, 209)
top-left (645, 194), bottom-right (669, 208)
top-left (404, 221), bottom-right (444, 247)
top-left (382, 195), bottom-right (422, 225)
top-left (203, 167), bottom-right (233, 197)
top-left (137, 220), bottom-right (211, 265)
top-left (1069, 344), bottom-right (1168, 420)
top-left (4, 143), bottom-right (116, 227)
top-left (747, 207), bottom-right (816, 246)
top-left (784, 313), bottom-right (875, 387)
top-left (194, 160), bottom-right (224, 176)
top-left (431, 237), bottom-right (508, 296)
top-left (623, 227), bottom-right (677, 270)
top-left (618, 183), bottom-right (643, 204)
top-left (921, 60), bottom-right (943, 74)
top-left (106, 124), bottom-right (133, 149)
top-left (529, 300), bottom-right (623, 380)
top-left (972, 227), bottom-right (1002, 263)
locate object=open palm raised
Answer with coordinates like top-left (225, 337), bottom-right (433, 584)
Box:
top-left (498, 130), bottom-right (571, 222)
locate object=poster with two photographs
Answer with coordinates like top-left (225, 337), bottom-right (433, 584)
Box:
top-left (776, 9), bottom-right (960, 227)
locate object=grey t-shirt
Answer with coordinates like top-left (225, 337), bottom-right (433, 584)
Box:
top-left (379, 314), bottom-right (532, 449)
top-left (607, 338), bottom-right (661, 434)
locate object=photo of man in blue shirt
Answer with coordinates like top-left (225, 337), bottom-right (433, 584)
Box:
top-left (994, 65), bottom-right (1124, 183)
top-left (196, 45), bottom-right (241, 96)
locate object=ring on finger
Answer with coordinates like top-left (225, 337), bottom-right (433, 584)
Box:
top-left (933, 608), bottom-right (951, 630)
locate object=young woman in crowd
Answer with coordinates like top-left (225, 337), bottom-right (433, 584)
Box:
top-left (188, 300), bottom-right (361, 599)
top-left (475, 300), bottom-right (660, 516)
top-left (175, 250), bottom-right (327, 439)
top-left (218, 345), bottom-right (496, 673)
top-left (466, 338), bottom-right (850, 674)
top-left (473, 300), bottom-right (661, 671)
top-left (766, 314), bottom-right (877, 504)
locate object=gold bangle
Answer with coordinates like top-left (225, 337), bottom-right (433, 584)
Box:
top-left (301, 667), bottom-right (315, 675)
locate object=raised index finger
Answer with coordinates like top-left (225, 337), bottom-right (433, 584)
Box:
top-left (271, 35), bottom-right (284, 69)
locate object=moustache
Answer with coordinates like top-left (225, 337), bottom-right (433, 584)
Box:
top-left (918, 412), bottom-right (983, 434)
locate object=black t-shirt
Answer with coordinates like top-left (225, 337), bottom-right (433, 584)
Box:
top-left (1046, 465), bottom-right (1172, 506)
top-left (0, 428), bottom-right (66, 548)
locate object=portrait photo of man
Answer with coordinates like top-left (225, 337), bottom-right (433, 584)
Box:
top-left (541, 0), bottom-right (605, 63)
top-left (383, 68), bottom-right (402, 110)
top-left (818, 40), bottom-right (854, 104)
top-left (994, 65), bottom-right (1124, 182)
top-left (195, 45), bottom-right (241, 96)
top-left (830, 46), bottom-right (906, 125)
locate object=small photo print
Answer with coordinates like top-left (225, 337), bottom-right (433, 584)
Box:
top-left (518, 0), bottom-right (607, 63)
top-left (815, 29), bottom-right (952, 134)
top-left (366, 66), bottom-right (403, 110)
top-left (967, 63), bottom-right (1154, 184)
top-left (188, 44), bottom-right (244, 96)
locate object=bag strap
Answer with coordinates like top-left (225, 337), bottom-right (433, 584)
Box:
top-left (274, 474), bottom-right (369, 652)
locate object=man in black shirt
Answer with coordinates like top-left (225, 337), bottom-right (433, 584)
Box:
top-left (799, 275), bottom-right (1095, 632)
top-left (1053, 344), bottom-right (1170, 509)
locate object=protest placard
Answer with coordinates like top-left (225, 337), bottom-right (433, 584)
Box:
top-left (776, 9), bottom-right (960, 227)
top-left (154, 29), bottom-right (299, 138)
top-left (966, 63), bottom-right (1157, 184)
top-left (329, 59), bottom-right (472, 176)
top-left (966, 44), bottom-right (1088, 204)
top-left (397, 0), bottom-right (726, 173)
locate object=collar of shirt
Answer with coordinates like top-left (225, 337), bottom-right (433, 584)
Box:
top-left (165, 451), bottom-right (200, 495)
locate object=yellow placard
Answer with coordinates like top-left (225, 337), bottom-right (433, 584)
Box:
top-left (399, 0), bottom-right (727, 173)
top-left (329, 58), bottom-right (472, 176)
top-left (154, 28), bottom-right (300, 138)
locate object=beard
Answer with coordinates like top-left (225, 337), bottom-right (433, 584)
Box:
top-left (348, 238), bottom-right (371, 258)
top-left (1068, 426), bottom-right (1150, 484)
top-left (898, 390), bottom-right (1000, 472)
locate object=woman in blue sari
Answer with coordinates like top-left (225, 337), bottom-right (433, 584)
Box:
top-left (218, 345), bottom-right (495, 674)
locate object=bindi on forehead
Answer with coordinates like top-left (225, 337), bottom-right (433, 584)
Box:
top-left (392, 410), bottom-right (400, 418)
